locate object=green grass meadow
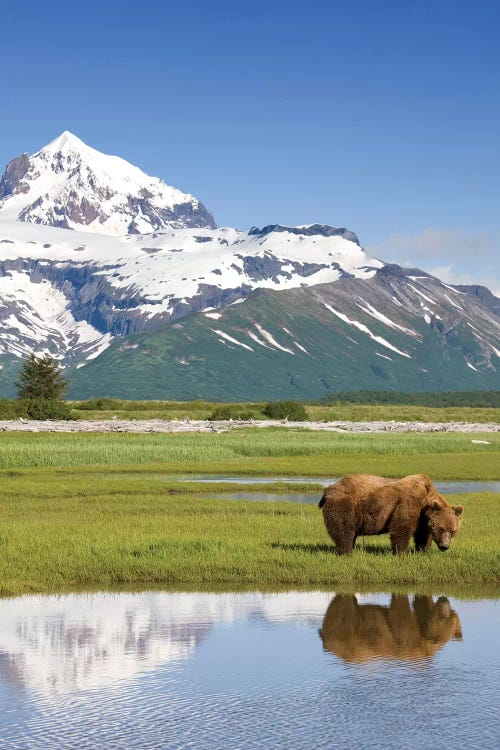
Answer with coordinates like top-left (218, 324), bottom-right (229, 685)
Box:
top-left (0, 429), bottom-right (498, 595)
top-left (0, 474), bottom-right (498, 596)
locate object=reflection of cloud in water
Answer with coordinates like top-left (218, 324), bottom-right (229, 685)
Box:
top-left (0, 591), bottom-right (332, 697)
top-left (319, 594), bottom-right (462, 664)
top-left (0, 594), bottom-right (205, 695)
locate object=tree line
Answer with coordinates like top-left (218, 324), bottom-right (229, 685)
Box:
top-left (320, 390), bottom-right (500, 408)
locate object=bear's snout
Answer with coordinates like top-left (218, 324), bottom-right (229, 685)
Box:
top-left (438, 544), bottom-right (449, 552)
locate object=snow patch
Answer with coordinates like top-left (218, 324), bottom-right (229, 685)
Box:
top-left (293, 341), bottom-right (309, 354)
top-left (254, 324), bottom-right (295, 354)
top-left (323, 303), bottom-right (411, 358)
top-left (204, 312), bottom-right (222, 320)
top-left (441, 282), bottom-right (466, 295)
top-left (408, 284), bottom-right (435, 305)
top-left (356, 299), bottom-right (416, 335)
top-left (211, 329), bottom-right (253, 351)
top-left (444, 293), bottom-right (462, 310)
top-left (246, 330), bottom-right (274, 350)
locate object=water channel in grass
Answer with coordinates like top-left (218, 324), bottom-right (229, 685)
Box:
top-left (180, 477), bottom-right (500, 494)
top-left (0, 590), bottom-right (498, 749)
top-left (107, 474), bottom-right (500, 505)
top-left (104, 472), bottom-right (500, 494)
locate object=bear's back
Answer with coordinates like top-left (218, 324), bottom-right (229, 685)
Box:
top-left (322, 474), bottom-right (394, 508)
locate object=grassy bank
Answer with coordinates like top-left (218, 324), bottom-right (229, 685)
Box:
top-left (0, 429), bottom-right (499, 479)
top-left (0, 472), bottom-right (498, 595)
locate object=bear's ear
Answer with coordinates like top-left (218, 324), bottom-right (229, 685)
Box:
top-left (427, 500), bottom-right (442, 511)
top-left (453, 505), bottom-right (464, 516)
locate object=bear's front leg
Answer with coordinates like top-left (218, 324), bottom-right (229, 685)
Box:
top-left (413, 515), bottom-right (432, 552)
top-left (334, 531), bottom-right (357, 555)
top-left (389, 523), bottom-right (412, 554)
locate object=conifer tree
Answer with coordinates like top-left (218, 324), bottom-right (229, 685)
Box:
top-left (16, 354), bottom-right (67, 400)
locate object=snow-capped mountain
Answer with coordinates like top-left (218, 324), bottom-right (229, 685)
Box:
top-left (0, 133), bottom-right (499, 398)
top-left (0, 131), bottom-right (215, 234)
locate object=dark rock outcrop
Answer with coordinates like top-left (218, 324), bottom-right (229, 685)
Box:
top-left (248, 224), bottom-right (360, 245)
top-left (0, 153), bottom-right (30, 199)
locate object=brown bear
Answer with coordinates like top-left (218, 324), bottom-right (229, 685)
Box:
top-left (319, 594), bottom-right (462, 663)
top-left (319, 473), bottom-right (463, 554)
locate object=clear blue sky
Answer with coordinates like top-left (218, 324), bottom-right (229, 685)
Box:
top-left (1, 0), bottom-right (499, 289)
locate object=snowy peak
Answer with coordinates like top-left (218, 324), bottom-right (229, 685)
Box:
top-left (0, 132), bottom-right (216, 235)
top-left (42, 130), bottom-right (87, 152)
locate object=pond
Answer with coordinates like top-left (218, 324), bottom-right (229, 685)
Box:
top-left (0, 591), bottom-right (498, 749)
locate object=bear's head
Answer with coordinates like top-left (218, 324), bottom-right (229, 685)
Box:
top-left (425, 500), bottom-right (464, 551)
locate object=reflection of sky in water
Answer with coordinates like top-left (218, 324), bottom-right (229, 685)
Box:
top-left (0, 592), bottom-right (498, 750)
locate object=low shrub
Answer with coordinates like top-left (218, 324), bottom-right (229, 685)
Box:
top-left (0, 399), bottom-right (24, 419)
top-left (20, 399), bottom-right (73, 420)
top-left (209, 406), bottom-right (259, 421)
top-left (262, 401), bottom-right (308, 421)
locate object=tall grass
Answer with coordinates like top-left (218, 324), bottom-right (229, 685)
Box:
top-left (307, 403), bottom-right (500, 423)
top-left (0, 430), bottom-right (499, 479)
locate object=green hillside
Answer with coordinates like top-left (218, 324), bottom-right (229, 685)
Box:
top-left (64, 284), bottom-right (500, 400)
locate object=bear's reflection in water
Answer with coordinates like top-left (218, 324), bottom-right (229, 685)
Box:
top-left (319, 594), bottom-right (462, 663)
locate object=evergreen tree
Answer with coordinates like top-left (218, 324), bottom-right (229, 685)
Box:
top-left (16, 354), bottom-right (67, 400)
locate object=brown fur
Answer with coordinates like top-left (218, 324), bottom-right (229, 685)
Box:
top-left (319, 594), bottom-right (462, 663)
top-left (319, 473), bottom-right (463, 554)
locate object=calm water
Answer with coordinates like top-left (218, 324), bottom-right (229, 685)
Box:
top-left (0, 591), bottom-right (498, 749)
top-left (109, 473), bottom-right (500, 495)
top-left (201, 477), bottom-right (500, 505)
top-left (184, 477), bottom-right (500, 494)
